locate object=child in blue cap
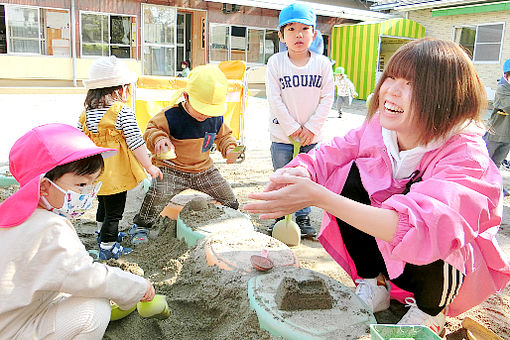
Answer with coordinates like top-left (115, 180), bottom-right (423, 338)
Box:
top-left (265, 2), bottom-right (334, 238)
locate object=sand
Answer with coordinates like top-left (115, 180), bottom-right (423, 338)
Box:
top-left (104, 216), bottom-right (271, 339)
top-left (1, 138), bottom-right (510, 338)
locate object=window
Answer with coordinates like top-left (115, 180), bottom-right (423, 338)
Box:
top-left (209, 24), bottom-right (278, 65)
top-left (142, 4), bottom-right (176, 76)
top-left (3, 5), bottom-right (70, 56)
top-left (264, 30), bottom-right (279, 64)
top-left (454, 26), bottom-right (475, 58)
top-left (230, 26), bottom-right (246, 61)
top-left (176, 12), bottom-right (191, 73)
top-left (210, 24), bottom-right (229, 61)
top-left (81, 12), bottom-right (135, 58)
top-left (454, 23), bottom-right (504, 63)
top-left (247, 28), bottom-right (264, 64)
top-left (474, 23), bottom-right (504, 62)
top-left (0, 5), bottom-right (7, 54)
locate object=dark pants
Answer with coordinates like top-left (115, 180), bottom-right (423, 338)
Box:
top-left (134, 166), bottom-right (238, 229)
top-left (337, 163), bottom-right (463, 315)
top-left (96, 191), bottom-right (127, 243)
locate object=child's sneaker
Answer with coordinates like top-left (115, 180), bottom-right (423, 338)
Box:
top-left (95, 230), bottom-right (127, 247)
top-left (267, 217), bottom-right (284, 234)
top-left (295, 215), bottom-right (317, 238)
top-left (99, 242), bottom-right (132, 260)
top-left (397, 297), bottom-right (445, 335)
top-left (128, 224), bottom-right (150, 246)
top-left (501, 159), bottom-right (510, 170)
top-left (354, 278), bottom-right (390, 313)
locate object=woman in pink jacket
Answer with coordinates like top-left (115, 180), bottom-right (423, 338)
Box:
top-left (245, 38), bottom-right (510, 334)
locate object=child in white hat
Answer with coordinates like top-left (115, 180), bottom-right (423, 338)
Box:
top-left (0, 123), bottom-right (155, 339)
top-left (79, 56), bottom-right (162, 260)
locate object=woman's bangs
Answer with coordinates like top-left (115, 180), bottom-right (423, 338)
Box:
top-left (384, 48), bottom-right (417, 82)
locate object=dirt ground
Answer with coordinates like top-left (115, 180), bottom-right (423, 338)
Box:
top-left (1, 98), bottom-right (509, 339)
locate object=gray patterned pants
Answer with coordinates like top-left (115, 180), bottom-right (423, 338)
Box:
top-left (133, 166), bottom-right (239, 228)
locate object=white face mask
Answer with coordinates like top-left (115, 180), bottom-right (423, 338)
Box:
top-left (41, 177), bottom-right (101, 220)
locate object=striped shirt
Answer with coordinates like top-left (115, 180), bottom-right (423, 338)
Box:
top-left (78, 104), bottom-right (145, 150)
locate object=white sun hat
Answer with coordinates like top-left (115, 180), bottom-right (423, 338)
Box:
top-left (83, 56), bottom-right (138, 89)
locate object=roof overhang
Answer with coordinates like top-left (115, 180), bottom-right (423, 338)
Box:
top-left (432, 0), bottom-right (510, 16)
top-left (203, 0), bottom-right (392, 21)
top-left (371, 0), bottom-right (488, 12)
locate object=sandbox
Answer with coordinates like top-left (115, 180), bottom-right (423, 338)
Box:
top-left (177, 198), bottom-right (254, 247)
top-left (203, 230), bottom-right (299, 273)
top-left (248, 267), bottom-right (376, 339)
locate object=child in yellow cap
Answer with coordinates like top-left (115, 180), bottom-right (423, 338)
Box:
top-left (130, 65), bottom-right (242, 242)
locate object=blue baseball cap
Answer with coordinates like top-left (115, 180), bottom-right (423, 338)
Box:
top-left (504, 59), bottom-right (510, 73)
top-left (278, 3), bottom-right (316, 29)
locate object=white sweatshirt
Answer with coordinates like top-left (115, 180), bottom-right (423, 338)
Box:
top-left (0, 209), bottom-right (147, 339)
top-left (266, 51), bottom-right (334, 144)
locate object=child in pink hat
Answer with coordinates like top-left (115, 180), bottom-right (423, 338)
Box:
top-left (0, 124), bottom-right (155, 339)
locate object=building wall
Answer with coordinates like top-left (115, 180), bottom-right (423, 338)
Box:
top-left (0, 0), bottom-right (357, 87)
top-left (408, 8), bottom-right (510, 94)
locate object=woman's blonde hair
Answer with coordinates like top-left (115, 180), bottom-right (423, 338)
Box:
top-left (367, 38), bottom-right (487, 145)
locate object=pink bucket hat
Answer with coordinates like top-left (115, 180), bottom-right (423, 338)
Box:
top-left (0, 124), bottom-right (116, 228)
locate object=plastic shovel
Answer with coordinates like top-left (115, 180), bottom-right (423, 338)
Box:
top-left (271, 138), bottom-right (301, 247)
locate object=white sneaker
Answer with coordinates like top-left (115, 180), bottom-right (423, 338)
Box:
top-left (397, 297), bottom-right (445, 335)
top-left (354, 278), bottom-right (390, 313)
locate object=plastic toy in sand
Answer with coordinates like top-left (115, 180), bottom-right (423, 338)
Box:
top-left (250, 248), bottom-right (274, 272)
top-left (137, 294), bottom-right (171, 320)
top-left (110, 301), bottom-right (136, 321)
top-left (204, 231), bottom-right (298, 273)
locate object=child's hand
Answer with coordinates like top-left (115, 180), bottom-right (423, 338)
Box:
top-left (154, 138), bottom-right (174, 155)
top-left (141, 279), bottom-right (155, 302)
top-left (289, 127), bottom-right (303, 142)
top-left (298, 127), bottom-right (315, 146)
top-left (147, 165), bottom-right (163, 180)
top-left (226, 145), bottom-right (245, 164)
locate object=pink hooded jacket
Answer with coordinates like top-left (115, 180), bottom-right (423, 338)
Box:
top-left (290, 116), bottom-right (510, 316)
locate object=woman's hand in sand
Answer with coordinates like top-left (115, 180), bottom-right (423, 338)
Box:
top-left (244, 168), bottom-right (323, 219)
top-left (141, 280), bottom-right (155, 302)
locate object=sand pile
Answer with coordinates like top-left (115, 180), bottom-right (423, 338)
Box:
top-left (103, 216), bottom-right (272, 340)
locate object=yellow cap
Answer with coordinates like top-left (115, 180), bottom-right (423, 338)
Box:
top-left (186, 65), bottom-right (228, 117)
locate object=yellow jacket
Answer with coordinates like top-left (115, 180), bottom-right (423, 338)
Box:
top-left (80, 102), bottom-right (147, 195)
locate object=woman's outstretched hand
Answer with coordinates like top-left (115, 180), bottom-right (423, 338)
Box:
top-left (243, 166), bottom-right (323, 219)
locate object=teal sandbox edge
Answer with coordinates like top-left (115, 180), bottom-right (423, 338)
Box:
top-left (176, 216), bottom-right (208, 247)
top-left (247, 278), bottom-right (321, 340)
top-left (0, 175), bottom-right (18, 187)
